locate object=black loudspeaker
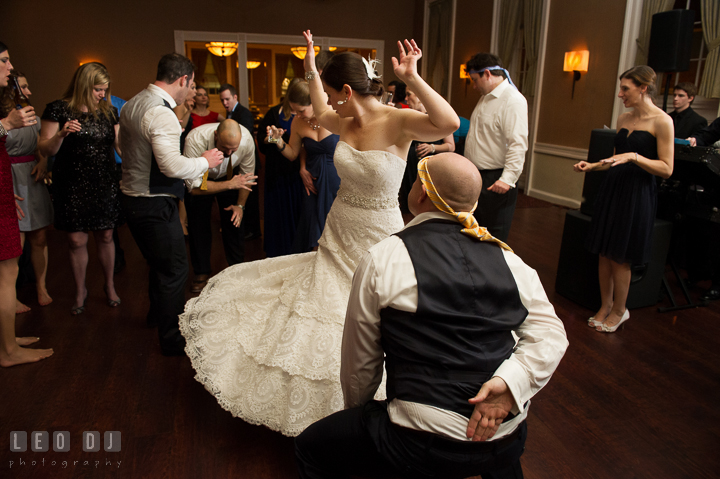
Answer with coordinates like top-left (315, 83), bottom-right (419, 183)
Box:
top-left (647, 9), bottom-right (695, 73)
top-left (580, 129), bottom-right (616, 217)
top-left (555, 210), bottom-right (673, 310)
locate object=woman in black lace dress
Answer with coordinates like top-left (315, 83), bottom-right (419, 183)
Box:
top-left (38, 63), bottom-right (121, 314)
top-left (573, 66), bottom-right (674, 333)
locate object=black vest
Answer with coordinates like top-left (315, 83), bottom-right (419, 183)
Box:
top-left (380, 219), bottom-right (528, 418)
top-left (148, 100), bottom-right (185, 199)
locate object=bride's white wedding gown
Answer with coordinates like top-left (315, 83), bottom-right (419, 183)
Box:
top-left (179, 141), bottom-right (405, 436)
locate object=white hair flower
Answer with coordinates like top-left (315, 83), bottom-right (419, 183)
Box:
top-left (361, 56), bottom-right (381, 81)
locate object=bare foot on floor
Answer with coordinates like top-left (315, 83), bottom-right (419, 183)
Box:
top-left (15, 337), bottom-right (40, 346)
top-left (0, 346), bottom-right (54, 367)
top-left (16, 300), bottom-right (31, 314)
top-left (38, 290), bottom-right (53, 306)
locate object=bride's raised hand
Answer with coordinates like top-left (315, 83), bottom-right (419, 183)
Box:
top-left (392, 39), bottom-right (422, 81)
top-left (302, 30), bottom-right (317, 73)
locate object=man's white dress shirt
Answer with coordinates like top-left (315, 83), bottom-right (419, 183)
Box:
top-left (464, 79), bottom-right (528, 188)
top-left (120, 84), bottom-right (208, 197)
top-left (341, 211), bottom-right (568, 441)
top-left (183, 123), bottom-right (255, 191)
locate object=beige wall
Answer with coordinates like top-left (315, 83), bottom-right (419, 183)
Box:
top-left (528, 0), bottom-right (628, 206)
top-left (536, 0), bottom-right (627, 148)
top-left (3, 0), bottom-right (417, 112)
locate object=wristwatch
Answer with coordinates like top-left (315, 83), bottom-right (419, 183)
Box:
top-left (236, 204), bottom-right (246, 210)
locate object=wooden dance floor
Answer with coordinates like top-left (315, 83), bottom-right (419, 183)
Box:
top-left (2, 196), bottom-right (719, 478)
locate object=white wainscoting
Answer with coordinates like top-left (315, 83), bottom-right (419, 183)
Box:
top-left (525, 142), bottom-right (589, 209)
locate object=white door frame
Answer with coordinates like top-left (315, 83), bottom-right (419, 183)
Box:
top-left (174, 31), bottom-right (385, 108)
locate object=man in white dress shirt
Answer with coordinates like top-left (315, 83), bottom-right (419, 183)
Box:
top-left (295, 153), bottom-right (568, 479)
top-left (120, 53), bottom-right (224, 356)
top-left (465, 53), bottom-right (528, 242)
top-left (183, 120), bottom-right (256, 293)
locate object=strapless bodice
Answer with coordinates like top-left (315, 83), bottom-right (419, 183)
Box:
top-left (333, 141), bottom-right (406, 210)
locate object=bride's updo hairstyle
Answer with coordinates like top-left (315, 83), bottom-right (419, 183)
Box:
top-left (321, 52), bottom-right (384, 98)
top-left (619, 65), bottom-right (657, 97)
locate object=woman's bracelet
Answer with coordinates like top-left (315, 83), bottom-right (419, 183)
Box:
top-left (277, 140), bottom-right (286, 152)
top-left (634, 152), bottom-right (638, 163)
top-left (431, 144), bottom-right (436, 154)
top-left (0, 120), bottom-right (7, 138)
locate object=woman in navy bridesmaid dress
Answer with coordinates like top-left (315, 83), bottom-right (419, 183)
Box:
top-left (574, 66), bottom-right (674, 333)
top-left (266, 81), bottom-right (340, 252)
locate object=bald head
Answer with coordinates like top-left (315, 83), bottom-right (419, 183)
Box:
top-left (408, 153), bottom-right (482, 216)
top-left (426, 153), bottom-right (482, 211)
top-left (214, 119), bottom-right (242, 156)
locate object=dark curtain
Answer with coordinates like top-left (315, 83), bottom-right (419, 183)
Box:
top-left (191, 49), bottom-right (209, 85)
top-left (211, 53), bottom-right (228, 86)
top-left (229, 52), bottom-right (239, 90)
top-left (426, 0), bottom-right (452, 99)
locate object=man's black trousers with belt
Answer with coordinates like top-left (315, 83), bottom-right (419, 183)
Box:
top-left (295, 400), bottom-right (526, 479)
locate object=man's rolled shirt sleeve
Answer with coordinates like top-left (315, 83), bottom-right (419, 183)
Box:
top-left (493, 251), bottom-right (569, 414)
top-left (144, 106), bottom-right (208, 180)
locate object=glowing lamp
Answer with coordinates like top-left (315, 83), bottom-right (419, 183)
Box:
top-left (206, 42), bottom-right (238, 57)
top-left (291, 46), bottom-right (321, 59)
top-left (563, 50), bottom-right (589, 99)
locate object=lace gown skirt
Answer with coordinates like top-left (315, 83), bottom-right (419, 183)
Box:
top-left (180, 142), bottom-right (406, 436)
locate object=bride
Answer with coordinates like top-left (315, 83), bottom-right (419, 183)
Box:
top-left (179, 30), bottom-right (459, 436)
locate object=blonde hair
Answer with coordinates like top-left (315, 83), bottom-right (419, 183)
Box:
top-left (62, 62), bottom-right (115, 120)
top-left (282, 77), bottom-right (304, 121)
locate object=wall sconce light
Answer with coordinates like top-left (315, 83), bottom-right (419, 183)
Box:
top-left (460, 64), bottom-right (470, 79)
top-left (246, 61), bottom-right (261, 69)
top-left (206, 42), bottom-right (238, 57)
top-left (563, 50), bottom-right (589, 99)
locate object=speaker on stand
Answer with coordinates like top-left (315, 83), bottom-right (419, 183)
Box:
top-left (647, 9), bottom-right (695, 111)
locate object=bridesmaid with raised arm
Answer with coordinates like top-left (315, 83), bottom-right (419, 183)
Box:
top-left (574, 66), bottom-right (673, 333)
top-left (266, 80), bottom-right (340, 253)
top-left (179, 30), bottom-right (459, 436)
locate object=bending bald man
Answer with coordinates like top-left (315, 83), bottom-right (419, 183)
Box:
top-left (295, 153), bottom-right (568, 479)
top-left (183, 119), bottom-right (257, 293)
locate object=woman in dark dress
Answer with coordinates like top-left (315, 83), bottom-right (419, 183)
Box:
top-left (574, 66), bottom-right (674, 333)
top-left (38, 62), bottom-right (121, 315)
top-left (266, 80), bottom-right (340, 253)
top-left (0, 41), bottom-right (53, 367)
top-left (258, 78), bottom-right (304, 257)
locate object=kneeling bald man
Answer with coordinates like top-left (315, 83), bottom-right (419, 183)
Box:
top-left (295, 153), bottom-right (568, 479)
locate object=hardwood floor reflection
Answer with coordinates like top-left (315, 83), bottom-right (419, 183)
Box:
top-left (2, 198), bottom-right (718, 478)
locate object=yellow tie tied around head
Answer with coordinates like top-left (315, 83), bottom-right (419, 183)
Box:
top-left (416, 156), bottom-right (513, 252)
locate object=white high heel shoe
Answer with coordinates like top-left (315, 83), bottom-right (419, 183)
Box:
top-left (597, 309), bottom-right (630, 333)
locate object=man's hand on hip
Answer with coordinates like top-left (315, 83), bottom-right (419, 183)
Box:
top-left (488, 180), bottom-right (511, 194)
top-left (466, 376), bottom-right (514, 442)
